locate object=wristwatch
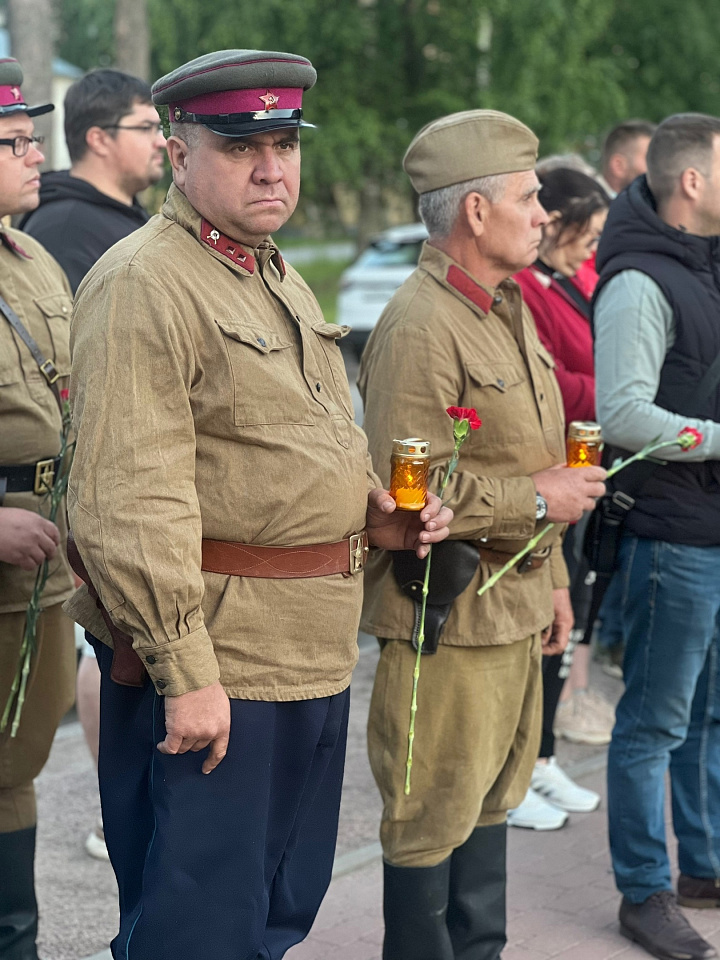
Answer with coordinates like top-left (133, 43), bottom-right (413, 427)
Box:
top-left (535, 493), bottom-right (548, 521)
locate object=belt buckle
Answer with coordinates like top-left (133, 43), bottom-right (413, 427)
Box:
top-left (34, 458), bottom-right (56, 495)
top-left (349, 533), bottom-right (368, 575)
top-left (39, 359), bottom-right (59, 385)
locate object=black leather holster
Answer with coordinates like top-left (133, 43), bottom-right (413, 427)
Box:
top-left (392, 540), bottom-right (480, 655)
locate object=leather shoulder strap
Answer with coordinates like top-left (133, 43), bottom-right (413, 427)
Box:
top-left (0, 291), bottom-right (61, 407)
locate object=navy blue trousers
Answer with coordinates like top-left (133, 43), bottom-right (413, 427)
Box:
top-left (90, 636), bottom-right (350, 960)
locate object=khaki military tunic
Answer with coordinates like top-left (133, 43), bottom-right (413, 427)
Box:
top-left (0, 228), bottom-right (74, 612)
top-left (0, 228), bottom-right (76, 832)
top-left (66, 185), bottom-right (378, 702)
top-left (359, 242), bottom-right (569, 866)
top-left (359, 242), bottom-right (569, 646)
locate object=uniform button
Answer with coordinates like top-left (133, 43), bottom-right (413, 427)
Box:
top-left (316, 382), bottom-right (322, 392)
top-left (146, 655), bottom-right (157, 665)
top-left (62, 306), bottom-right (68, 313)
top-left (540, 392), bottom-right (545, 400)
top-left (493, 294), bottom-right (503, 305)
top-left (497, 378), bottom-right (505, 388)
top-left (257, 337), bottom-right (267, 347)
top-left (155, 679), bottom-right (167, 690)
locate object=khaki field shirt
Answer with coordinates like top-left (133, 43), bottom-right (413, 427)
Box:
top-left (358, 242), bottom-right (568, 647)
top-left (0, 228), bottom-right (74, 614)
top-left (66, 185), bottom-right (377, 700)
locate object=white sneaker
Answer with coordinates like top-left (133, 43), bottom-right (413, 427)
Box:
top-left (507, 787), bottom-right (568, 831)
top-left (553, 689), bottom-right (614, 745)
top-left (85, 821), bottom-right (110, 861)
top-left (531, 757), bottom-right (601, 813)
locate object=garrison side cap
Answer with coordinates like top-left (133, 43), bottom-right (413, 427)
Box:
top-left (0, 58), bottom-right (54, 118)
top-left (152, 49), bottom-right (317, 138)
top-left (404, 109), bottom-right (538, 194)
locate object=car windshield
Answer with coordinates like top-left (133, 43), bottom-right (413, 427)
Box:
top-left (356, 239), bottom-right (424, 268)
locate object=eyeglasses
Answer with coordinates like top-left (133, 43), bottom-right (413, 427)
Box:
top-left (101, 122), bottom-right (164, 136)
top-left (0, 135), bottom-right (45, 157)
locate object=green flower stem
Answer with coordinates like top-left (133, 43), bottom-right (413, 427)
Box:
top-left (1, 417), bottom-right (75, 737)
top-left (476, 436), bottom-right (686, 599)
top-left (405, 438), bottom-right (462, 796)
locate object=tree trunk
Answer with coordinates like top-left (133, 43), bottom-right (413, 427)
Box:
top-left (356, 178), bottom-right (385, 253)
top-left (114, 0), bottom-right (150, 81)
top-left (7, 0), bottom-right (57, 167)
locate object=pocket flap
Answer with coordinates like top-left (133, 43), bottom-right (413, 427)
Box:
top-left (534, 341), bottom-right (556, 369)
top-left (34, 293), bottom-right (71, 319)
top-left (215, 318), bottom-right (292, 354)
top-left (466, 361), bottom-right (523, 392)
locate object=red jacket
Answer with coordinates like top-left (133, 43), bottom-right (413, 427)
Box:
top-left (514, 264), bottom-right (595, 427)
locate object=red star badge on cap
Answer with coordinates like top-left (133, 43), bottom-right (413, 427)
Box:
top-left (10, 87), bottom-right (21, 101)
top-left (258, 91), bottom-right (279, 112)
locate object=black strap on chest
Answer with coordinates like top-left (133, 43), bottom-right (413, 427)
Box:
top-left (0, 291), bottom-right (62, 408)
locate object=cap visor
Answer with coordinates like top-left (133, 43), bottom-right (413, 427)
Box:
top-left (27, 103), bottom-right (54, 117)
top-left (206, 118), bottom-right (316, 137)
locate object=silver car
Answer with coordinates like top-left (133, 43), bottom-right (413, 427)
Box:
top-left (337, 223), bottom-right (428, 356)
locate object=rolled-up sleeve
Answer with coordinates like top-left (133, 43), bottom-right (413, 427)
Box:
top-left (68, 264), bottom-right (219, 696)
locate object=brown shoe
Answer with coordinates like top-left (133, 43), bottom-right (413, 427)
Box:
top-left (678, 874), bottom-right (720, 909)
top-left (619, 891), bottom-right (718, 959)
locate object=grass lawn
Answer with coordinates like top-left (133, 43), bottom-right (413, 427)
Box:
top-left (294, 257), bottom-right (353, 324)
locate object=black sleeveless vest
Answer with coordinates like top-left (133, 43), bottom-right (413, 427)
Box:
top-left (594, 177), bottom-right (720, 546)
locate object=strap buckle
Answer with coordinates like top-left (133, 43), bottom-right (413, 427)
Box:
top-left (34, 458), bottom-right (56, 495)
top-left (39, 359), bottom-right (59, 385)
top-left (349, 533), bottom-right (368, 575)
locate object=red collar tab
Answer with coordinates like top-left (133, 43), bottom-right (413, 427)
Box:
top-left (446, 265), bottom-right (493, 314)
top-left (0, 230), bottom-right (32, 260)
top-left (200, 220), bottom-right (255, 273)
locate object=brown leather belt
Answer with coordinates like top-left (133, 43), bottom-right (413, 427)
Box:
top-left (479, 545), bottom-right (551, 573)
top-left (201, 532), bottom-right (369, 579)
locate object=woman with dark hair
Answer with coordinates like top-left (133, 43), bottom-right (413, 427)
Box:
top-left (509, 168), bottom-right (613, 831)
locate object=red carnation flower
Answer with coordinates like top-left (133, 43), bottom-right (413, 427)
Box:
top-left (60, 388), bottom-right (70, 403)
top-left (446, 406), bottom-right (482, 430)
top-left (677, 426), bottom-right (703, 451)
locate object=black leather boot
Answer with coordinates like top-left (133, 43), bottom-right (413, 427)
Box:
top-left (0, 827), bottom-right (39, 960)
top-left (382, 857), bottom-right (454, 960)
top-left (447, 823), bottom-right (507, 960)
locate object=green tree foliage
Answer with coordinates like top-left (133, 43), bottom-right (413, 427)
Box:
top-left (51, 0), bottom-right (720, 233)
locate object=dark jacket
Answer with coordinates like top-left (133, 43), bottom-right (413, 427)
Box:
top-left (594, 175), bottom-right (720, 546)
top-left (20, 171), bottom-right (149, 293)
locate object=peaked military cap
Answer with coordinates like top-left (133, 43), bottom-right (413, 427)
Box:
top-left (152, 49), bottom-right (316, 138)
top-left (0, 59), bottom-right (53, 118)
top-left (404, 109), bottom-right (538, 194)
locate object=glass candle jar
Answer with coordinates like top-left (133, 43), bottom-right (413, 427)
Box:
top-left (567, 421), bottom-right (603, 468)
top-left (389, 438), bottom-right (431, 511)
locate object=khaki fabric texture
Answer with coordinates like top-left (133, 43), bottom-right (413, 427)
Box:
top-left (0, 229), bottom-right (74, 615)
top-left (369, 635), bottom-right (542, 867)
top-left (403, 110), bottom-right (539, 194)
top-left (66, 184), bottom-right (377, 701)
top-left (0, 604), bottom-right (76, 831)
top-left (358, 242), bottom-right (569, 649)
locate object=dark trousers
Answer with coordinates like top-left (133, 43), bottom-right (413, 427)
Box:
top-left (91, 636), bottom-right (350, 960)
top-left (540, 523), bottom-right (592, 757)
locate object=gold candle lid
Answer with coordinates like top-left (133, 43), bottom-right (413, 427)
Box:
top-left (392, 438), bottom-right (431, 457)
top-left (568, 421), bottom-right (603, 440)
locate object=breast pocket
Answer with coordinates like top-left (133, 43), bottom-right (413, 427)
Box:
top-left (466, 360), bottom-right (539, 444)
top-left (34, 293), bottom-right (72, 376)
top-left (311, 321), bottom-right (354, 418)
top-left (215, 318), bottom-right (315, 427)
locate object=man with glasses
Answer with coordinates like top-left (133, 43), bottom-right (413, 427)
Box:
top-left (22, 68), bottom-right (166, 863)
top-left (21, 68), bottom-right (166, 293)
top-left (0, 58), bottom-right (76, 960)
